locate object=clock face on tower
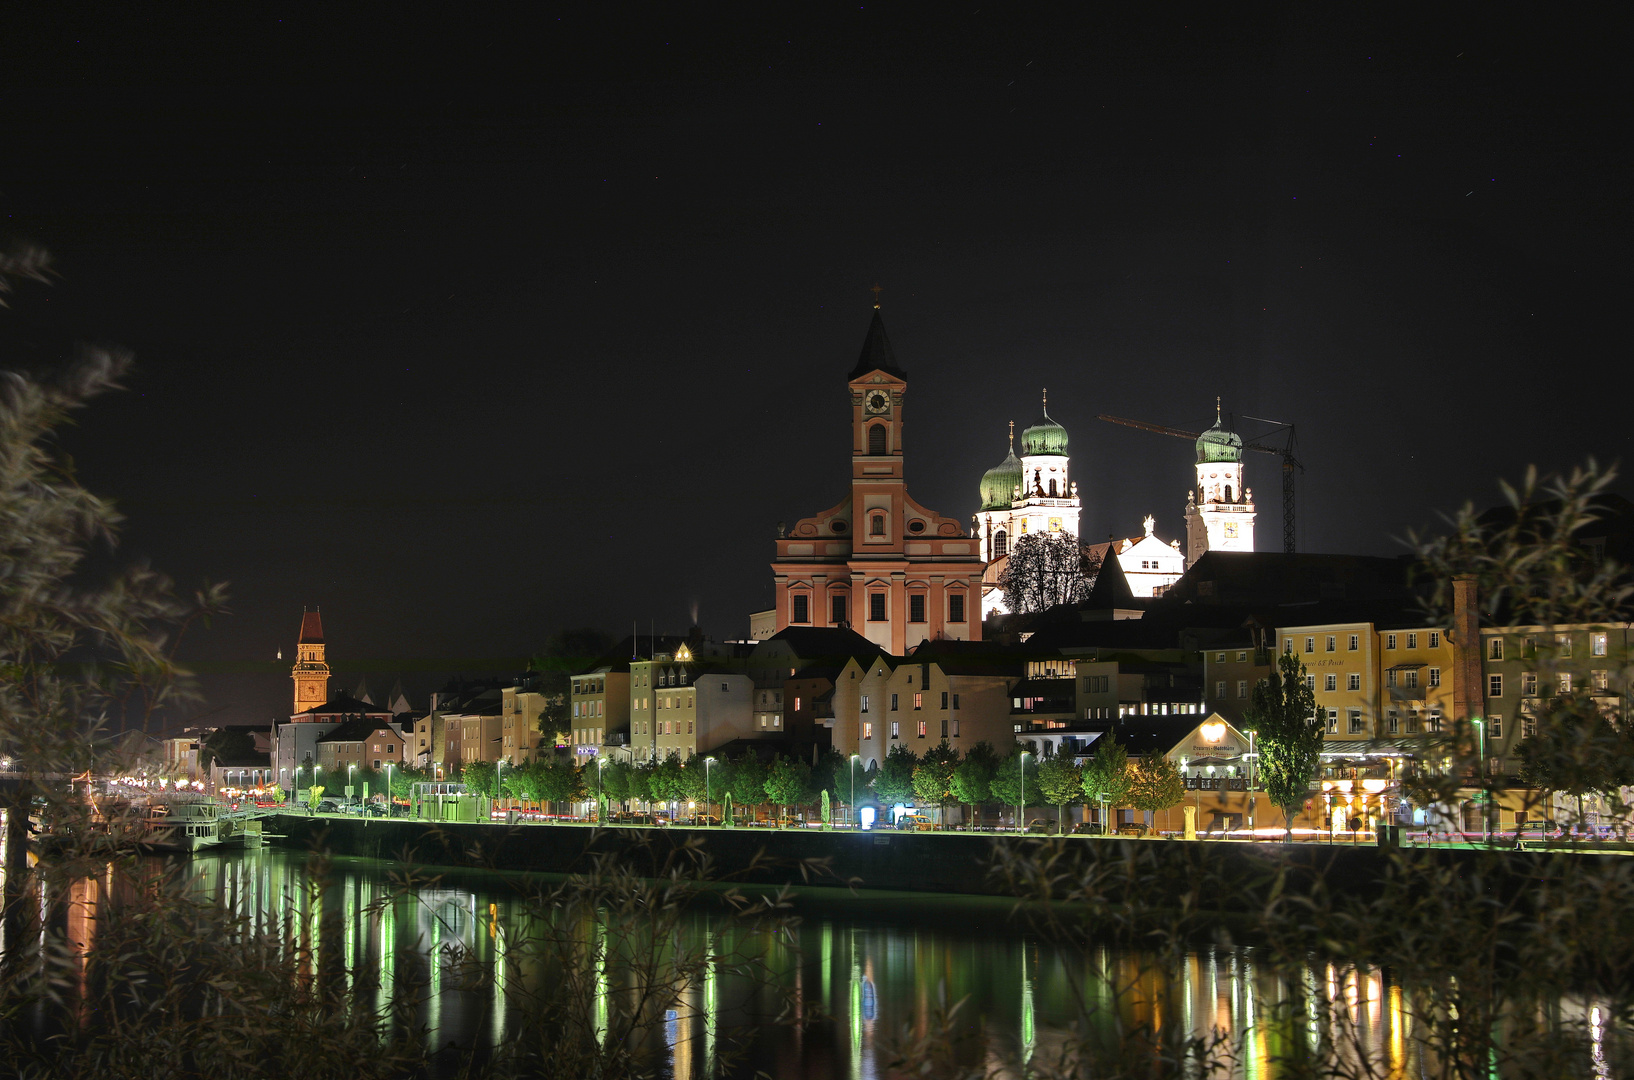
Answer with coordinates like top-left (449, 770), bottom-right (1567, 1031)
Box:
top-left (865, 391), bottom-right (890, 414)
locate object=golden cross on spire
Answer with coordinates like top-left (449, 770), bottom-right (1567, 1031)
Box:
top-left (1042, 387), bottom-right (1048, 409)
top-left (1216, 395), bottom-right (1222, 424)
top-left (869, 283), bottom-right (884, 309)
top-left (1008, 419), bottom-right (1014, 451)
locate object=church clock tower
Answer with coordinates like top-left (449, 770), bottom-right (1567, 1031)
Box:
top-left (772, 300), bottom-right (986, 654)
top-left (290, 609), bottom-right (330, 714)
top-left (1183, 405), bottom-right (1256, 567)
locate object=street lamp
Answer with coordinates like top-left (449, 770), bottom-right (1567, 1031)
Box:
top-left (496, 759), bottom-right (506, 812)
top-left (348, 763), bottom-right (356, 802)
top-left (596, 756), bottom-right (607, 824)
top-left (705, 757), bottom-right (715, 825)
top-left (386, 763), bottom-right (394, 817)
top-left (850, 754), bottom-right (860, 829)
top-left (1019, 751), bottom-right (1030, 833)
top-left (1472, 717), bottom-right (1487, 845)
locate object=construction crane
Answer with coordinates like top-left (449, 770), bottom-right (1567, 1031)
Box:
top-left (1098, 410), bottom-right (1303, 553)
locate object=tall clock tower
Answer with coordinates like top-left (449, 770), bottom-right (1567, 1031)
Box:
top-left (772, 302), bottom-right (986, 654)
top-left (290, 609), bottom-right (331, 715)
top-left (1183, 407), bottom-right (1256, 567)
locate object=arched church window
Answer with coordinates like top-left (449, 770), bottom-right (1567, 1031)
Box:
top-left (994, 529), bottom-right (1008, 558)
top-left (870, 514), bottom-right (886, 536)
top-left (868, 424), bottom-right (887, 455)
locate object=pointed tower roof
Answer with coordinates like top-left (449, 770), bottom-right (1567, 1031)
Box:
top-left (298, 609), bottom-right (324, 644)
top-left (847, 307), bottom-right (907, 382)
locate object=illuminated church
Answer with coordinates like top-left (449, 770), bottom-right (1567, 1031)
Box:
top-left (972, 396), bottom-right (1083, 617)
top-left (770, 306), bottom-right (987, 653)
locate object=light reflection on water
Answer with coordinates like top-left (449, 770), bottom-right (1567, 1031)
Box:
top-left (8, 835), bottom-right (1616, 1078)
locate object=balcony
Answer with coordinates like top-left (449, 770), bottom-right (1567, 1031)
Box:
top-left (1184, 778), bottom-right (1249, 792)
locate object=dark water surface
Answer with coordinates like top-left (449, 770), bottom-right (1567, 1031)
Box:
top-left (17, 842), bottom-right (1622, 1079)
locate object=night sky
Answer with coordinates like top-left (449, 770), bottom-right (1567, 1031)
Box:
top-left (4, 7), bottom-right (1629, 728)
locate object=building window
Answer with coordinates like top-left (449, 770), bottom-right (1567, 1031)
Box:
top-left (870, 514), bottom-right (886, 536)
top-left (1348, 635), bottom-right (1358, 651)
top-left (890, 694), bottom-right (899, 711)
top-left (1326, 710), bottom-right (1338, 734)
top-left (1237, 651), bottom-right (1247, 662)
top-left (1556, 633), bottom-right (1572, 657)
top-left (1348, 710), bottom-right (1364, 734)
top-left (1592, 632), bottom-right (1608, 657)
top-left (862, 721), bottom-right (873, 740)
top-left (941, 692), bottom-right (949, 709)
top-left (1237, 680), bottom-right (1248, 698)
top-left (1489, 638), bottom-right (1503, 661)
top-left (1522, 711), bottom-right (1536, 738)
top-left (1283, 638), bottom-right (1293, 654)
top-left (1386, 634), bottom-right (1397, 650)
top-left (909, 595), bottom-right (926, 623)
top-left (993, 529), bottom-right (1008, 558)
top-left (1593, 669), bottom-right (1610, 693)
top-left (1326, 636), bottom-right (1336, 652)
top-left (1557, 672), bottom-right (1573, 694)
top-left (1403, 669), bottom-right (1419, 690)
top-left (794, 696), bottom-right (802, 711)
top-left (1387, 711), bottom-right (1399, 735)
top-left (1429, 631), bottom-right (1441, 649)
top-left (1488, 674), bottom-right (1503, 698)
top-left (832, 595), bottom-right (848, 625)
top-left (1428, 667), bottom-right (1440, 687)
top-left (951, 718), bottom-right (961, 737)
top-left (1216, 652), bottom-right (1226, 662)
top-left (792, 594), bottom-right (809, 624)
top-left (1215, 680), bottom-right (1226, 699)
top-left (868, 424), bottom-right (887, 455)
top-left (913, 692), bottom-right (923, 710)
top-left (1348, 673), bottom-right (1361, 691)
top-left (870, 593), bottom-right (887, 621)
top-left (1324, 674), bottom-right (1337, 691)
top-left (890, 721), bottom-right (899, 740)
top-left (952, 693), bottom-right (960, 710)
top-left (949, 594), bottom-right (966, 623)
top-left (1406, 711), bottom-right (1420, 734)
top-left (861, 695), bottom-right (870, 713)
top-left (1304, 675), bottom-right (1315, 691)
top-left (1489, 714), bottom-right (1503, 740)
top-left (917, 719), bottom-right (927, 738)
top-left (940, 718), bottom-right (948, 738)
top-left (1387, 669), bottom-right (1397, 688)
top-left (1521, 671), bottom-right (1537, 696)
top-left (1407, 633), bottom-right (1418, 649)
top-left (1305, 637), bottom-right (1315, 654)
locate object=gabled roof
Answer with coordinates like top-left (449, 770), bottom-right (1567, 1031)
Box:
top-left (904, 638), bottom-right (1025, 677)
top-left (316, 717), bottom-right (404, 744)
top-left (297, 693), bottom-right (390, 717)
top-left (298, 610), bottom-right (324, 644)
top-left (846, 308), bottom-right (907, 382)
top-left (1156, 551), bottom-right (1414, 608)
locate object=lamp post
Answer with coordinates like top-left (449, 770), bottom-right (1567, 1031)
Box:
top-left (1472, 717), bottom-right (1487, 845)
top-left (705, 757), bottom-right (715, 825)
top-left (386, 763), bottom-right (394, 817)
top-left (1019, 751), bottom-right (1030, 833)
top-left (596, 756), bottom-right (607, 824)
top-left (850, 754), bottom-right (860, 829)
top-left (347, 763), bottom-right (356, 803)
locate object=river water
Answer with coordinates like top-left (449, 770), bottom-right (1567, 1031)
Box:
top-left (9, 842), bottom-right (1622, 1079)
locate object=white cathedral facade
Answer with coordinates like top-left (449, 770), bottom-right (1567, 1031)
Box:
top-left (974, 398), bottom-right (1254, 617)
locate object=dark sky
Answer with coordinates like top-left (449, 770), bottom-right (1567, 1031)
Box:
top-left (4, 6), bottom-right (1630, 727)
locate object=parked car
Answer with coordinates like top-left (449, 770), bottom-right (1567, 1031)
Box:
top-left (678, 814), bottom-right (720, 827)
top-left (897, 814), bottom-right (934, 831)
top-left (362, 802), bottom-right (387, 817)
top-left (316, 799), bottom-right (339, 814)
top-left (1071, 822), bottom-right (1104, 835)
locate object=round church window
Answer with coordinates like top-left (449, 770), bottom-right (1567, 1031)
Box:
top-left (908, 520), bottom-right (926, 533)
top-left (831, 520), bottom-right (848, 533)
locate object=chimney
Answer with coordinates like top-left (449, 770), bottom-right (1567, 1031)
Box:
top-left (1452, 575), bottom-right (1482, 723)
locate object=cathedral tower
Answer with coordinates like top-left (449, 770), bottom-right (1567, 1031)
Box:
top-left (974, 393), bottom-right (1081, 617)
top-left (290, 609), bottom-right (330, 714)
top-left (1183, 405), bottom-right (1256, 567)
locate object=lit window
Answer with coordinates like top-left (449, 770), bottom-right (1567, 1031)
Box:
top-left (913, 692), bottom-right (922, 710)
top-left (1348, 710), bottom-right (1363, 734)
top-left (1557, 672), bottom-right (1572, 694)
top-left (1521, 671), bottom-right (1537, 696)
top-left (794, 696), bottom-right (802, 711)
top-left (862, 721), bottom-right (873, 740)
top-left (861, 695), bottom-right (870, 713)
top-left (916, 720), bottom-right (927, 738)
top-left (1592, 669), bottom-right (1609, 693)
top-left (1556, 633), bottom-right (1573, 657)
top-left (890, 721), bottom-right (899, 740)
top-left (1326, 710), bottom-right (1338, 734)
top-left (1592, 632), bottom-right (1608, 657)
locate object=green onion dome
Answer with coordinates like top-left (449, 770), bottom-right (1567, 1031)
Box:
top-left (1196, 418), bottom-right (1243, 463)
top-left (1020, 405), bottom-right (1068, 456)
top-left (980, 446), bottom-right (1024, 510)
